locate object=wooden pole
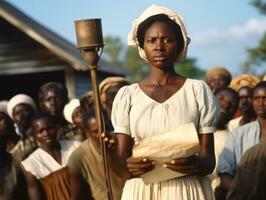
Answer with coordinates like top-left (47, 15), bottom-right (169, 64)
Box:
top-left (89, 65), bottom-right (113, 200)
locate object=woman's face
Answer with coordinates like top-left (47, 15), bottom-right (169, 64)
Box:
top-left (0, 112), bottom-right (9, 136)
top-left (41, 88), bottom-right (66, 116)
top-left (208, 74), bottom-right (228, 92)
top-left (238, 87), bottom-right (254, 114)
top-left (216, 90), bottom-right (239, 121)
top-left (143, 21), bottom-right (177, 69)
top-left (72, 106), bottom-right (84, 130)
top-left (33, 118), bottom-right (57, 146)
top-left (253, 87), bottom-right (266, 118)
top-left (13, 103), bottom-right (34, 129)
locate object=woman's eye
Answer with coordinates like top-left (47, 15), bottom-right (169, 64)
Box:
top-left (164, 38), bottom-right (173, 43)
top-left (147, 38), bottom-right (156, 43)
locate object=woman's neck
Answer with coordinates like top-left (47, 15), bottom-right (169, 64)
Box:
top-left (147, 66), bottom-right (178, 85)
top-left (41, 140), bottom-right (60, 153)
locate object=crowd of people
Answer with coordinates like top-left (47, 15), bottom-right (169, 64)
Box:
top-left (1, 4), bottom-right (266, 200)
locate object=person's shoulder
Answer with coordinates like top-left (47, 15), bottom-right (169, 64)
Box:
top-left (20, 148), bottom-right (42, 166)
top-left (233, 121), bottom-right (258, 134)
top-left (69, 140), bottom-right (89, 158)
top-left (184, 78), bottom-right (210, 90)
top-left (68, 140), bottom-right (90, 169)
top-left (117, 83), bottom-right (138, 93)
top-left (60, 139), bottom-right (81, 148)
top-left (239, 140), bottom-right (266, 166)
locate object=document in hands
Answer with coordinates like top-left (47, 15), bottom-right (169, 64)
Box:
top-left (133, 122), bottom-right (200, 184)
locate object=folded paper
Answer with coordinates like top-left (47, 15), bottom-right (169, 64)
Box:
top-left (133, 122), bottom-right (200, 184)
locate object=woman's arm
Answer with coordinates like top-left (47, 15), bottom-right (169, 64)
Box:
top-left (21, 166), bottom-right (44, 200)
top-left (164, 133), bottom-right (215, 176)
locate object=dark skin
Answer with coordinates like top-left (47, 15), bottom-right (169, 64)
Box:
top-left (13, 103), bottom-right (34, 134)
top-left (109, 21), bottom-right (215, 179)
top-left (208, 74), bottom-right (230, 93)
top-left (22, 117), bottom-right (61, 200)
top-left (39, 88), bottom-right (68, 125)
top-left (70, 117), bottom-right (111, 200)
top-left (238, 87), bottom-right (256, 125)
top-left (72, 106), bottom-right (85, 132)
top-left (215, 90), bottom-right (239, 130)
top-left (0, 112), bottom-right (20, 152)
top-left (220, 87), bottom-right (266, 191)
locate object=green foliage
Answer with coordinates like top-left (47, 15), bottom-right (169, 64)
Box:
top-left (124, 46), bottom-right (148, 82)
top-left (244, 0), bottom-right (266, 74)
top-left (175, 58), bottom-right (206, 79)
top-left (103, 36), bottom-right (124, 67)
top-left (251, 0), bottom-right (266, 14)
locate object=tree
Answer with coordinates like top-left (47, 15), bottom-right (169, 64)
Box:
top-left (124, 46), bottom-right (148, 82)
top-left (175, 58), bottom-right (206, 79)
top-left (103, 36), bottom-right (124, 67)
top-left (244, 0), bottom-right (266, 74)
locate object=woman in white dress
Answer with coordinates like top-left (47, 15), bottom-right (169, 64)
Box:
top-left (109, 5), bottom-right (220, 200)
top-left (21, 112), bottom-right (80, 200)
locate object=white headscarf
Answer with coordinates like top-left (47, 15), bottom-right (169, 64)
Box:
top-left (63, 99), bottom-right (80, 124)
top-left (128, 4), bottom-right (190, 62)
top-left (7, 94), bottom-right (36, 119)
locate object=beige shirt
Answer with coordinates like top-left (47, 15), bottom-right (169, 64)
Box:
top-left (68, 138), bottom-right (125, 200)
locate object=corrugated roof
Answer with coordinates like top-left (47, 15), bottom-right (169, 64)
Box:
top-left (0, 1), bottom-right (126, 75)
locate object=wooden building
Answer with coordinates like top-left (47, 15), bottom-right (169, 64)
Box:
top-left (0, 1), bottom-right (126, 102)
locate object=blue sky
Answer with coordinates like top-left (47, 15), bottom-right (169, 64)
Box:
top-left (7, 0), bottom-right (266, 75)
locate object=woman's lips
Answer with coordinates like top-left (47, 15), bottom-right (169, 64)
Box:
top-left (153, 56), bottom-right (166, 61)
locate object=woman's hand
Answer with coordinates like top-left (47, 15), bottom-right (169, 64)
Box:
top-left (163, 155), bottom-right (198, 175)
top-left (127, 157), bottom-right (156, 178)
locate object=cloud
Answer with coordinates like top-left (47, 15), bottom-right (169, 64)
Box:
top-left (187, 18), bottom-right (266, 74)
top-left (191, 18), bottom-right (266, 46)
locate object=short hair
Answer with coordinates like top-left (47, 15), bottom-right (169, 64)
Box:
top-left (38, 82), bottom-right (68, 103)
top-left (31, 112), bottom-right (56, 128)
top-left (254, 81), bottom-right (266, 92)
top-left (82, 109), bottom-right (112, 132)
top-left (136, 14), bottom-right (184, 54)
top-left (214, 86), bottom-right (240, 103)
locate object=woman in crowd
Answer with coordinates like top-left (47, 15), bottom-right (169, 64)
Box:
top-left (68, 108), bottom-right (125, 200)
top-left (217, 81), bottom-right (266, 198)
top-left (228, 74), bottom-right (260, 132)
top-left (110, 5), bottom-right (220, 199)
top-left (7, 94), bottom-right (37, 161)
top-left (205, 67), bottom-right (232, 93)
top-left (0, 101), bottom-right (28, 200)
top-left (21, 112), bottom-right (80, 200)
top-left (0, 107), bottom-right (20, 154)
top-left (38, 82), bottom-right (74, 140)
top-left (208, 87), bottom-right (239, 194)
top-left (63, 99), bottom-right (85, 141)
top-left (99, 76), bottom-right (130, 120)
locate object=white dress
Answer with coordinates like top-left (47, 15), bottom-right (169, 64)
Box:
top-left (111, 79), bottom-right (220, 200)
top-left (21, 140), bottom-right (80, 179)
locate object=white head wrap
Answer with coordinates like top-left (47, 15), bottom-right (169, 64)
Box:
top-left (7, 94), bottom-right (36, 119)
top-left (63, 99), bottom-right (80, 124)
top-left (0, 100), bottom-right (8, 114)
top-left (128, 4), bottom-right (190, 62)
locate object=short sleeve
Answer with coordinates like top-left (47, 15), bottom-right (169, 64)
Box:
top-left (195, 80), bottom-right (220, 134)
top-left (111, 86), bottom-right (131, 136)
top-left (217, 133), bottom-right (237, 176)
